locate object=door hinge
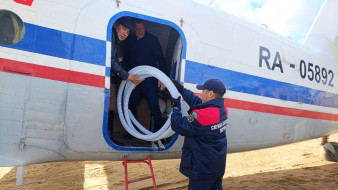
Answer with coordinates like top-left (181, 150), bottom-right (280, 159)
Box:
top-left (19, 138), bottom-right (25, 150)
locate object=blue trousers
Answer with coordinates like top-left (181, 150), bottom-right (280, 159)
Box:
top-left (129, 77), bottom-right (163, 132)
top-left (188, 176), bottom-right (223, 190)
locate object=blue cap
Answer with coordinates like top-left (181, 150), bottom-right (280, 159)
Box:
top-left (196, 79), bottom-right (226, 94)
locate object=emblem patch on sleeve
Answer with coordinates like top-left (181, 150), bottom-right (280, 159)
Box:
top-left (187, 112), bottom-right (198, 123)
top-left (187, 114), bottom-right (195, 122)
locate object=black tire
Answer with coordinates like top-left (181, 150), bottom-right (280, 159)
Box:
top-left (324, 142), bottom-right (338, 162)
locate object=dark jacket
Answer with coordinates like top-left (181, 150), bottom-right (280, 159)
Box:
top-left (111, 29), bottom-right (129, 80)
top-left (171, 89), bottom-right (228, 179)
top-left (123, 32), bottom-right (167, 75)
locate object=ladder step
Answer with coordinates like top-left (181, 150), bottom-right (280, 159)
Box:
top-left (123, 155), bottom-right (157, 190)
top-left (128, 176), bottom-right (152, 183)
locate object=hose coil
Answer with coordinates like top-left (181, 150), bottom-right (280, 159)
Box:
top-left (117, 66), bottom-right (183, 141)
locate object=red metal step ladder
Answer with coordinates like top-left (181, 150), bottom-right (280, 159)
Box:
top-left (122, 155), bottom-right (157, 190)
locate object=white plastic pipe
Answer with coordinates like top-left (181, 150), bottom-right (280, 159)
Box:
top-left (117, 66), bottom-right (183, 141)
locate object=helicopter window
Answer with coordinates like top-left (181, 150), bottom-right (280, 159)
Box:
top-left (0, 10), bottom-right (25, 45)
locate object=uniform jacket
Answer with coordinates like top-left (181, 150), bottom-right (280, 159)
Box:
top-left (171, 89), bottom-right (228, 179)
top-left (123, 32), bottom-right (167, 75)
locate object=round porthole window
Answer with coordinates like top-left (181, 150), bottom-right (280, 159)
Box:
top-left (0, 10), bottom-right (25, 45)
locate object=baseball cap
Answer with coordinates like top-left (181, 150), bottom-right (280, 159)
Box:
top-left (117, 17), bottom-right (132, 30)
top-left (196, 79), bottom-right (226, 94)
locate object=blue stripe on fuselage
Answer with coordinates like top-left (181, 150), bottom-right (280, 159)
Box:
top-left (0, 23), bottom-right (106, 66)
top-left (184, 60), bottom-right (338, 109)
top-left (3, 23), bottom-right (337, 109)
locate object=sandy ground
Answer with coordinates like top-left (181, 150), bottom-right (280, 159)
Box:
top-left (0, 133), bottom-right (337, 190)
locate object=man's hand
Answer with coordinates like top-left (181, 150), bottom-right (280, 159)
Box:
top-left (127, 74), bottom-right (144, 85)
top-left (158, 81), bottom-right (165, 90)
top-left (171, 80), bottom-right (184, 93)
top-left (170, 96), bottom-right (181, 110)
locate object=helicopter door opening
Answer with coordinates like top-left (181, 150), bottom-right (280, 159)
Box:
top-left (107, 16), bottom-right (183, 149)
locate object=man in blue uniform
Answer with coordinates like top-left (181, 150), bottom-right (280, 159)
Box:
top-left (124, 19), bottom-right (167, 133)
top-left (170, 79), bottom-right (228, 190)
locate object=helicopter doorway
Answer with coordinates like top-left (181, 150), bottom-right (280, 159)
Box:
top-left (105, 14), bottom-right (185, 150)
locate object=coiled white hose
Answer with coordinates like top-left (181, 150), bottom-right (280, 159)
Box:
top-left (117, 66), bottom-right (183, 141)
